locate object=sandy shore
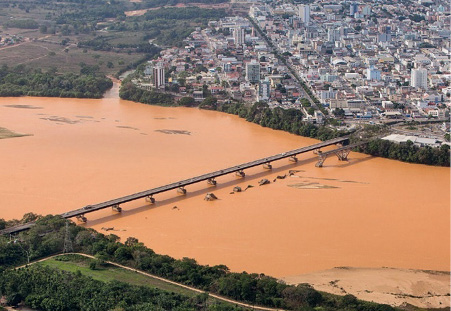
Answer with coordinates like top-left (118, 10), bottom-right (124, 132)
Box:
top-left (282, 267), bottom-right (450, 309)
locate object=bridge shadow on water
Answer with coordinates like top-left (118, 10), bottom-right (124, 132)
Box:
top-left (324, 154), bottom-right (374, 169)
top-left (83, 153), bottom-right (369, 227)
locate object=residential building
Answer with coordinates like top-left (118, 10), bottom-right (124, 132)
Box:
top-left (246, 61), bottom-right (261, 83)
top-left (234, 26), bottom-right (245, 47)
top-left (411, 68), bottom-right (428, 89)
top-left (153, 64), bottom-right (165, 89)
top-left (258, 78), bottom-right (271, 101)
top-left (299, 5), bottom-right (310, 24)
top-left (367, 66), bottom-right (381, 81)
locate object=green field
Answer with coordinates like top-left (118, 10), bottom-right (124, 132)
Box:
top-left (38, 254), bottom-right (198, 297)
top-left (37, 254), bottom-right (248, 309)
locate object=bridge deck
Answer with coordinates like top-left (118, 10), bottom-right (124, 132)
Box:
top-left (319, 142), bottom-right (364, 156)
top-left (1, 137), bottom-right (348, 235)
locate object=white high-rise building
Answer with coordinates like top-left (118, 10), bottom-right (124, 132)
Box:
top-left (246, 61), bottom-right (260, 83)
top-left (327, 28), bottom-right (340, 42)
top-left (153, 64), bottom-right (165, 89)
top-left (366, 66), bottom-right (381, 81)
top-left (299, 5), bottom-right (310, 25)
top-left (411, 68), bottom-right (428, 89)
top-left (234, 26), bottom-right (245, 47)
top-left (258, 79), bottom-right (271, 101)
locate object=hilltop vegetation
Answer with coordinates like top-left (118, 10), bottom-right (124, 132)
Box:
top-left (0, 0), bottom-right (227, 75)
top-left (0, 214), bottom-right (398, 311)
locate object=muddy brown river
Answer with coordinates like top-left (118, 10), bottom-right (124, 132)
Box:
top-left (0, 84), bottom-right (449, 277)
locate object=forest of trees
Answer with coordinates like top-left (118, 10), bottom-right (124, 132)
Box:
top-left (4, 19), bottom-right (38, 29)
top-left (0, 65), bottom-right (112, 98)
top-left (354, 138), bottom-right (450, 166)
top-left (119, 82), bottom-right (174, 106)
top-left (216, 101), bottom-right (346, 141)
top-left (0, 264), bottom-right (241, 311)
top-left (0, 215), bottom-right (397, 311)
top-left (110, 7), bottom-right (228, 47)
top-left (143, 7), bottom-right (226, 21)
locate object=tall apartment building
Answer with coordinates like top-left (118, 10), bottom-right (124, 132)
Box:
top-left (299, 5), bottom-right (310, 24)
top-left (327, 28), bottom-right (341, 42)
top-left (350, 2), bottom-right (358, 16)
top-left (411, 68), bottom-right (428, 89)
top-left (367, 66), bottom-right (381, 81)
top-left (153, 64), bottom-right (165, 89)
top-left (234, 26), bottom-right (245, 47)
top-left (258, 79), bottom-right (271, 101)
top-left (246, 61), bottom-right (260, 83)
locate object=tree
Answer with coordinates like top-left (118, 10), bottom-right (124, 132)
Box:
top-left (179, 96), bottom-right (195, 107)
top-left (199, 96), bottom-right (217, 110)
top-left (300, 98), bottom-right (310, 107)
top-left (282, 284), bottom-right (323, 309)
top-left (333, 108), bottom-right (345, 117)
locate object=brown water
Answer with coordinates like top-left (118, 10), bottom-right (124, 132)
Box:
top-left (0, 85), bottom-right (449, 277)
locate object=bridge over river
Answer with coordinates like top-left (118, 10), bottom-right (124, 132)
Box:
top-left (2, 136), bottom-right (364, 235)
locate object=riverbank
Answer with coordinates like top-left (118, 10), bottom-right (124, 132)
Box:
top-left (118, 82), bottom-right (450, 167)
top-left (283, 267), bottom-right (450, 309)
top-left (0, 66), bottom-right (113, 99)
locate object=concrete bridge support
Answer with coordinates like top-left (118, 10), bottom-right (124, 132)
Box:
top-left (263, 162), bottom-right (272, 169)
top-left (112, 205), bottom-right (122, 212)
top-left (145, 196), bottom-right (156, 204)
top-left (207, 178), bottom-right (217, 186)
top-left (316, 146), bottom-right (352, 167)
top-left (177, 187), bottom-right (187, 195)
top-left (315, 153), bottom-right (327, 167)
top-left (289, 156), bottom-right (298, 163)
top-left (76, 215), bottom-right (87, 223)
top-left (335, 149), bottom-right (351, 161)
top-left (235, 170), bottom-right (245, 178)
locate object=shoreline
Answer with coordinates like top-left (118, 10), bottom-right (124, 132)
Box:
top-left (282, 266), bottom-right (450, 309)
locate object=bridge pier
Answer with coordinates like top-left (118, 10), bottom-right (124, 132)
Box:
top-left (289, 155), bottom-right (298, 163)
top-left (145, 195), bottom-right (156, 204)
top-left (335, 148), bottom-right (351, 161)
top-left (76, 215), bottom-right (87, 223)
top-left (313, 148), bottom-right (321, 154)
top-left (112, 205), bottom-right (122, 212)
top-left (315, 151), bottom-right (327, 167)
top-left (263, 162), bottom-right (272, 169)
top-left (207, 178), bottom-right (217, 186)
top-left (177, 187), bottom-right (187, 195)
top-left (235, 170), bottom-right (245, 178)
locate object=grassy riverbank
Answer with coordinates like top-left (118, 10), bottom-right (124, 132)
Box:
top-left (39, 254), bottom-right (200, 298)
